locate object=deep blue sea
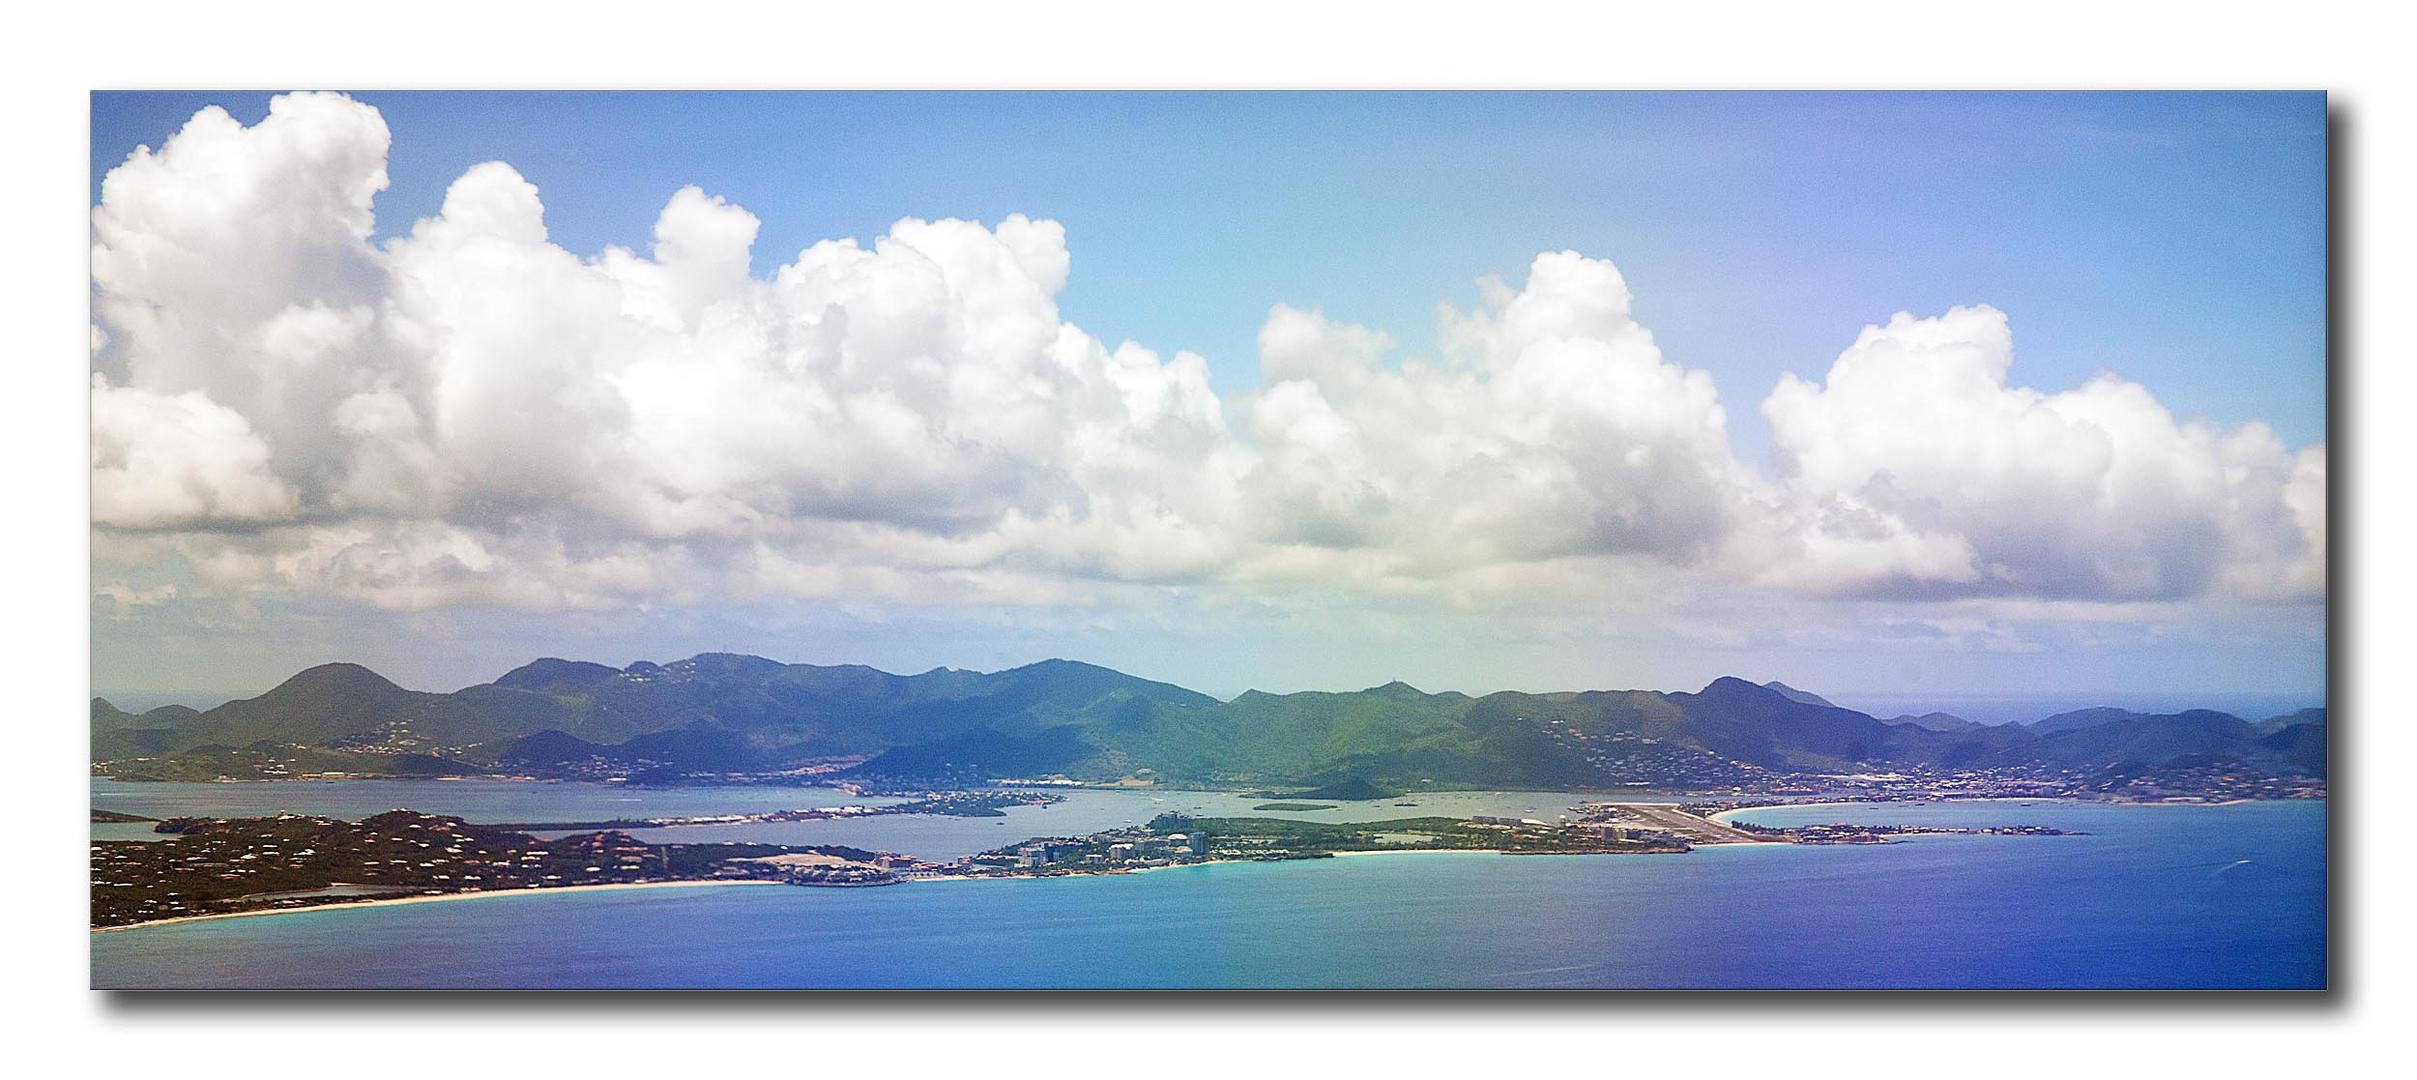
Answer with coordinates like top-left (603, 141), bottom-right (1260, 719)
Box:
top-left (89, 791), bottom-right (2324, 989)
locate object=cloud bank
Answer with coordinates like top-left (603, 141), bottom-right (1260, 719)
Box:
top-left (91, 93), bottom-right (2326, 624)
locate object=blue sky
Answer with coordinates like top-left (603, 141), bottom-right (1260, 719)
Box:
top-left (93, 91), bottom-right (2326, 457)
top-left (88, 92), bottom-right (2329, 705)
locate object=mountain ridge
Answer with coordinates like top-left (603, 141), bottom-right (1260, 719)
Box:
top-left (91, 655), bottom-right (2326, 791)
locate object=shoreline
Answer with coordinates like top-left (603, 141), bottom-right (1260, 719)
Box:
top-left (1707, 795), bottom-right (2264, 824)
top-left (98, 856), bottom-right (1432, 919)
top-left (936, 845), bottom-right (1691, 883)
top-left (91, 878), bottom-right (781, 935)
top-left (903, 846), bottom-right (1523, 886)
top-left (1710, 800), bottom-right (1900, 825)
top-left (1327, 847), bottom-right (1507, 858)
top-left (93, 793), bottom-right (2296, 932)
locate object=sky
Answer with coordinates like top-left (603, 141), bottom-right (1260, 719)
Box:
top-left (87, 91), bottom-right (2328, 707)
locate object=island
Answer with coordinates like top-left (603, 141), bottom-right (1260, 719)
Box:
top-left (91, 798), bottom-right (2074, 929)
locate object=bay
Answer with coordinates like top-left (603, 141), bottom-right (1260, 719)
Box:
top-left (90, 798), bottom-right (2324, 989)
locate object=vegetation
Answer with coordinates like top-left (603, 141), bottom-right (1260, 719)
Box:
top-left (982, 813), bottom-right (1686, 874)
top-left (90, 809), bottom-right (864, 928)
top-left (1182, 816), bottom-right (1662, 856)
top-left (93, 654), bottom-right (2329, 794)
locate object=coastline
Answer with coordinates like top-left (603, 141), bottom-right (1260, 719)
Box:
top-left (93, 796), bottom-right (2300, 932)
top-left (903, 846), bottom-right (1522, 886)
top-left (1327, 848), bottom-right (1506, 857)
top-left (91, 878), bottom-right (781, 935)
top-left (1709, 800), bottom-right (1897, 825)
top-left (97, 854), bottom-right (1513, 923)
top-left (1707, 795), bottom-right (2268, 824)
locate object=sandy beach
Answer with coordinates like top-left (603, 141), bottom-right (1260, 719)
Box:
top-left (899, 847), bottom-right (1518, 886)
top-left (2117, 798), bottom-right (2257, 808)
top-left (1705, 795), bottom-right (2264, 824)
top-left (92, 879), bottom-right (781, 935)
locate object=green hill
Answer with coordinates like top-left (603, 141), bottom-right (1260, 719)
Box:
top-left (91, 657), bottom-right (2325, 789)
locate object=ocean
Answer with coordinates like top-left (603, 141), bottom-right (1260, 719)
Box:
top-left (88, 787), bottom-right (2324, 989)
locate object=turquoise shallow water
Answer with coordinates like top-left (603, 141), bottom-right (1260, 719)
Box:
top-left (91, 799), bottom-right (2323, 989)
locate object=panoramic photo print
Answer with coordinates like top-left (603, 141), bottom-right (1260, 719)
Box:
top-left (88, 90), bottom-right (2327, 989)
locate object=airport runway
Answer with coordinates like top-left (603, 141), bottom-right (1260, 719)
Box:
top-left (1599, 802), bottom-right (1774, 845)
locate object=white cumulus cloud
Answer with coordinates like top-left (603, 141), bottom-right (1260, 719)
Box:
top-left (91, 375), bottom-right (299, 528)
top-left (1235, 252), bottom-right (1749, 581)
top-left (1755, 305), bottom-right (2326, 601)
top-left (89, 93), bottom-right (2325, 628)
